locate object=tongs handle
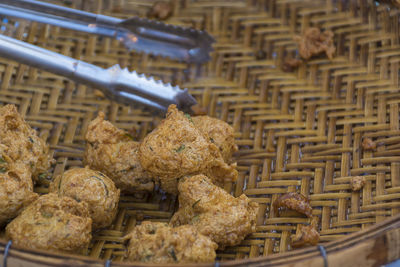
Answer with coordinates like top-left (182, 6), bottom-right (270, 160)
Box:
top-left (0, 34), bottom-right (196, 112)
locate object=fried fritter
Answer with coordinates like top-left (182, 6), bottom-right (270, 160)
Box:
top-left (291, 224), bottom-right (320, 248)
top-left (0, 160), bottom-right (38, 225)
top-left (124, 221), bottom-right (217, 263)
top-left (139, 105), bottom-right (237, 194)
top-left (6, 193), bottom-right (92, 254)
top-left (84, 112), bottom-right (154, 192)
top-left (49, 167), bottom-right (120, 229)
top-left (192, 115), bottom-right (238, 163)
top-left (274, 192), bottom-right (313, 218)
top-left (0, 104), bottom-right (53, 181)
top-left (170, 175), bottom-right (259, 248)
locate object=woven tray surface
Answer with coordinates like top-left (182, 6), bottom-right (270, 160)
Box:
top-left (0, 0), bottom-right (399, 263)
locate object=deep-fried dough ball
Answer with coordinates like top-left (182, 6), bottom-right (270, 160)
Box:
top-left (0, 105), bottom-right (53, 181)
top-left (49, 167), bottom-right (120, 229)
top-left (124, 221), bottom-right (217, 263)
top-left (0, 160), bottom-right (38, 225)
top-left (84, 112), bottom-right (154, 192)
top-left (192, 115), bottom-right (238, 163)
top-left (170, 175), bottom-right (259, 248)
top-left (6, 193), bottom-right (92, 254)
top-left (139, 105), bottom-right (237, 194)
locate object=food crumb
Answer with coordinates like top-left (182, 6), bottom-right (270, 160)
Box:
top-left (274, 192), bottom-right (313, 218)
top-left (350, 176), bottom-right (366, 191)
top-left (291, 224), bottom-right (320, 248)
top-left (362, 137), bottom-right (376, 151)
top-left (147, 1), bottom-right (173, 20)
top-left (282, 57), bottom-right (302, 72)
top-left (294, 27), bottom-right (335, 60)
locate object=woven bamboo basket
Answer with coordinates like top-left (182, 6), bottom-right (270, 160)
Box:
top-left (1, 0), bottom-right (400, 266)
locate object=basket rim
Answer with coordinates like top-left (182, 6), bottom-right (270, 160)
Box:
top-left (1, 212), bottom-right (399, 267)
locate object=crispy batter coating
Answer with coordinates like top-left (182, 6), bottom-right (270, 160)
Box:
top-left (139, 105), bottom-right (237, 194)
top-left (147, 1), bottom-right (173, 20)
top-left (362, 137), bottom-right (376, 151)
top-left (170, 175), bottom-right (259, 248)
top-left (49, 167), bottom-right (120, 229)
top-left (294, 27), bottom-right (335, 60)
top-left (84, 112), bottom-right (154, 192)
top-left (274, 192), bottom-right (313, 218)
top-left (350, 176), bottom-right (366, 192)
top-left (0, 160), bottom-right (38, 225)
top-left (124, 221), bottom-right (217, 263)
top-left (6, 193), bottom-right (92, 254)
top-left (192, 115), bottom-right (238, 163)
top-left (0, 105), bottom-right (53, 182)
top-left (291, 224), bottom-right (320, 248)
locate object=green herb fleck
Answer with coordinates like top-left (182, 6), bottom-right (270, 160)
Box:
top-left (192, 199), bottom-right (201, 208)
top-left (168, 247), bottom-right (177, 262)
top-left (0, 157), bottom-right (5, 164)
top-left (125, 133), bottom-right (135, 140)
top-left (192, 215), bottom-right (200, 223)
top-left (175, 144), bottom-right (185, 153)
top-left (28, 137), bottom-right (34, 143)
top-left (184, 113), bottom-right (194, 123)
top-left (0, 167), bottom-right (6, 173)
top-left (149, 146), bottom-right (153, 151)
top-left (39, 173), bottom-right (48, 179)
top-left (209, 137), bottom-right (215, 143)
top-left (41, 211), bottom-right (53, 218)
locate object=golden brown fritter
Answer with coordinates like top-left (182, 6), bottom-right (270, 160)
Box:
top-left (84, 112), bottom-right (154, 192)
top-left (294, 27), bottom-right (335, 60)
top-left (192, 115), bottom-right (238, 163)
top-left (139, 105), bottom-right (237, 194)
top-left (0, 104), bottom-right (53, 182)
top-left (0, 160), bottom-right (38, 226)
top-left (170, 175), bottom-right (259, 248)
top-left (124, 221), bottom-right (217, 263)
top-left (49, 167), bottom-right (120, 229)
top-left (6, 193), bottom-right (92, 254)
top-left (274, 192), bottom-right (313, 218)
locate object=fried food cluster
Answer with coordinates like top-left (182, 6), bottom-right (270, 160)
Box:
top-left (274, 192), bottom-right (313, 218)
top-left (49, 167), bottom-right (120, 229)
top-left (294, 27), bottom-right (335, 60)
top-left (124, 221), bottom-right (217, 263)
top-left (139, 105), bottom-right (237, 194)
top-left (6, 193), bottom-right (92, 254)
top-left (84, 112), bottom-right (154, 192)
top-left (0, 105), bottom-right (52, 182)
top-left (170, 174), bottom-right (259, 248)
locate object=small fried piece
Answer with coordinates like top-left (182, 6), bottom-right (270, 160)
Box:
top-left (124, 221), bottom-right (217, 263)
top-left (147, 1), bottom-right (173, 20)
top-left (294, 27), bottom-right (335, 60)
top-left (350, 176), bottom-right (366, 192)
top-left (0, 104), bottom-right (53, 181)
top-left (170, 175), bottom-right (259, 248)
top-left (6, 193), bottom-right (92, 254)
top-left (49, 167), bottom-right (120, 229)
top-left (291, 224), bottom-right (320, 248)
top-left (362, 137), bottom-right (376, 151)
top-left (282, 57), bottom-right (302, 72)
top-left (84, 112), bottom-right (154, 192)
top-left (139, 105), bottom-right (237, 194)
top-left (0, 161), bottom-right (38, 225)
top-left (192, 115), bottom-right (238, 163)
top-left (274, 192), bottom-right (313, 218)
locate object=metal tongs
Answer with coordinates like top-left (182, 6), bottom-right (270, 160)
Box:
top-left (0, 0), bottom-right (216, 112)
top-left (0, 0), bottom-right (215, 63)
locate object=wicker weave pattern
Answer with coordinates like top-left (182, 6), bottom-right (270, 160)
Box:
top-left (0, 0), bottom-right (399, 263)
